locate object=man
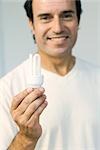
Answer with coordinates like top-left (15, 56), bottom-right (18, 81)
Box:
top-left (0, 0), bottom-right (100, 149)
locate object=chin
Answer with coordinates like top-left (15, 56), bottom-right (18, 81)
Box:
top-left (48, 50), bottom-right (69, 58)
top-left (40, 46), bottom-right (71, 57)
top-left (53, 47), bottom-right (70, 55)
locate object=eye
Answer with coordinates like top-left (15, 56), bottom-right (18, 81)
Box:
top-left (62, 13), bottom-right (74, 21)
top-left (41, 16), bottom-right (49, 20)
top-left (40, 14), bottom-right (52, 23)
top-left (64, 14), bottom-right (72, 18)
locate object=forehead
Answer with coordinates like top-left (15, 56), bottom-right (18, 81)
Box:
top-left (33, 0), bottom-right (75, 3)
top-left (33, 0), bottom-right (76, 13)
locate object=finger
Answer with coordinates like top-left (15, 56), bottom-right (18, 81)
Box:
top-left (14, 87), bottom-right (45, 115)
top-left (11, 88), bottom-right (33, 110)
top-left (26, 101), bottom-right (48, 127)
top-left (24, 95), bottom-right (46, 121)
top-left (34, 100), bottom-right (48, 117)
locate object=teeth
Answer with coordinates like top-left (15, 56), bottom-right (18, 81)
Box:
top-left (52, 37), bottom-right (66, 39)
top-left (47, 36), bottom-right (69, 40)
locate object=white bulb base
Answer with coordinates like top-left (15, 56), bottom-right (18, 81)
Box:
top-left (28, 75), bottom-right (44, 88)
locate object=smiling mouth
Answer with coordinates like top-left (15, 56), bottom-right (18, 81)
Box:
top-left (47, 36), bottom-right (69, 40)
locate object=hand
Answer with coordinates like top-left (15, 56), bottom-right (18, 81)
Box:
top-left (11, 87), bottom-right (47, 143)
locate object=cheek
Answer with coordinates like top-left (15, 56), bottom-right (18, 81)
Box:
top-left (70, 24), bottom-right (78, 39)
top-left (34, 28), bottom-right (46, 46)
top-left (70, 23), bottom-right (78, 31)
top-left (34, 23), bottom-right (45, 34)
top-left (35, 28), bottom-right (50, 46)
top-left (34, 22), bottom-right (50, 39)
top-left (67, 20), bottom-right (78, 31)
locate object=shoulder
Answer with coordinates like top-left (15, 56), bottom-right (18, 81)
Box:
top-left (0, 58), bottom-right (29, 97)
top-left (76, 58), bottom-right (100, 83)
top-left (76, 57), bottom-right (100, 74)
top-left (0, 59), bottom-right (28, 82)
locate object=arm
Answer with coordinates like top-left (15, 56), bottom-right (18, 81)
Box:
top-left (8, 87), bottom-right (47, 150)
top-left (8, 132), bottom-right (37, 150)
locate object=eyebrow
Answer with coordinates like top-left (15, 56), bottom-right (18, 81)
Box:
top-left (37, 10), bottom-right (75, 18)
top-left (62, 10), bottom-right (75, 14)
top-left (37, 13), bottom-right (51, 18)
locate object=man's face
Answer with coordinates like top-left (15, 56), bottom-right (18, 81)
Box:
top-left (31, 0), bottom-right (79, 57)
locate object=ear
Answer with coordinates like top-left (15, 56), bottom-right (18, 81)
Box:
top-left (77, 25), bottom-right (80, 31)
top-left (28, 19), bottom-right (35, 34)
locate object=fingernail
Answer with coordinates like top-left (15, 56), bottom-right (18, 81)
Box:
top-left (39, 87), bottom-right (44, 92)
top-left (27, 88), bottom-right (33, 93)
top-left (43, 95), bottom-right (46, 99)
top-left (44, 101), bottom-right (48, 105)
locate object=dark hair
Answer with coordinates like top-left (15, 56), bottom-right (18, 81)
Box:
top-left (24, 0), bottom-right (82, 23)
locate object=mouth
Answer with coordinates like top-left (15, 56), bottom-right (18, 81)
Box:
top-left (47, 36), bottom-right (69, 40)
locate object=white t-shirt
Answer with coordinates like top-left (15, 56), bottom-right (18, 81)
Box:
top-left (0, 57), bottom-right (100, 150)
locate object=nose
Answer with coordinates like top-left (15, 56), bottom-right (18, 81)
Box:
top-left (52, 17), bottom-right (64, 34)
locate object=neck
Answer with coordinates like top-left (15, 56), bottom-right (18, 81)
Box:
top-left (39, 51), bottom-right (76, 76)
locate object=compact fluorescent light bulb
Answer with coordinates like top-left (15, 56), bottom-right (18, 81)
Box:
top-left (28, 53), bottom-right (43, 88)
top-left (33, 54), bottom-right (41, 76)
